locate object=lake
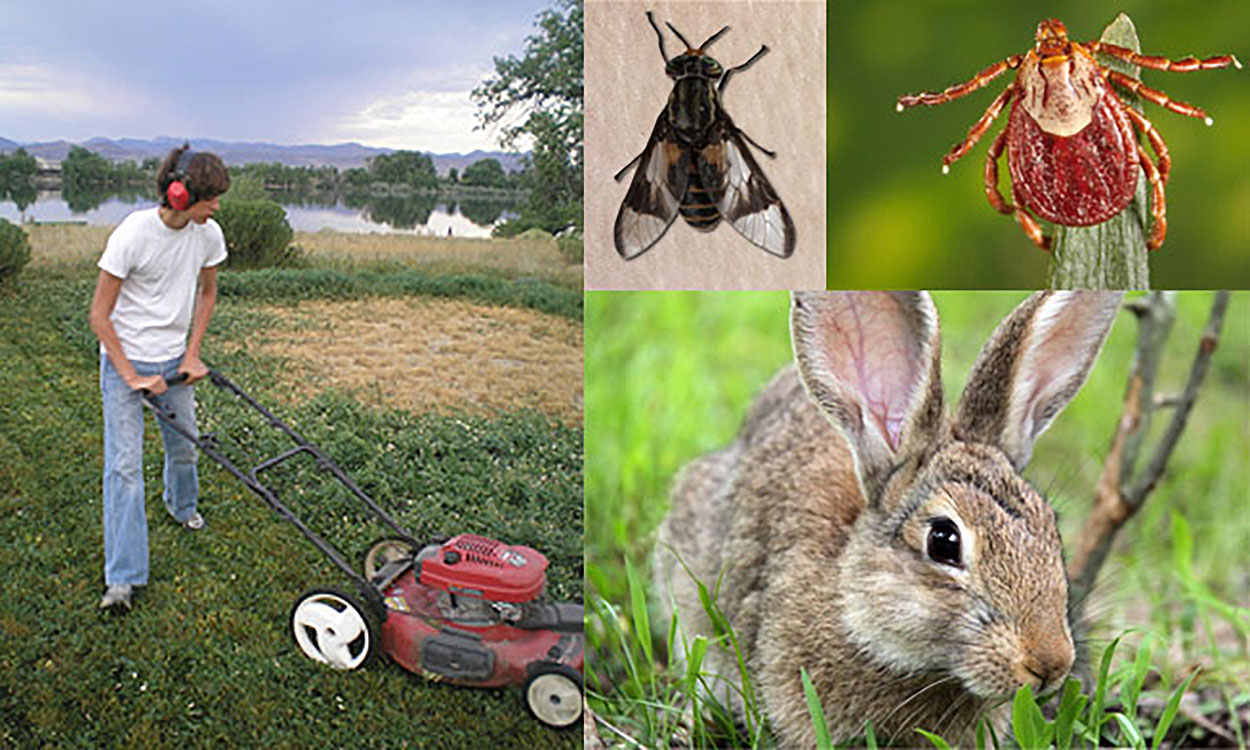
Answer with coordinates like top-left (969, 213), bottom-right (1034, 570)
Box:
top-left (0, 190), bottom-right (520, 238)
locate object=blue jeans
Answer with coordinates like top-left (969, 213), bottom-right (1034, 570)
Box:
top-left (100, 354), bottom-right (199, 586)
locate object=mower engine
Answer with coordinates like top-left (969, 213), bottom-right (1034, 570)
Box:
top-left (373, 533), bottom-right (584, 727)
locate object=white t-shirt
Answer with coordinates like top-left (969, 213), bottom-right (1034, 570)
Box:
top-left (98, 207), bottom-right (228, 362)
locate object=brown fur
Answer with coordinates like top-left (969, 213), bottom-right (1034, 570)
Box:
top-left (653, 292), bottom-right (1121, 747)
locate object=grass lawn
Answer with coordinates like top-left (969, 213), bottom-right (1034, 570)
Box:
top-left (0, 231), bottom-right (584, 748)
top-left (585, 291), bottom-right (1249, 748)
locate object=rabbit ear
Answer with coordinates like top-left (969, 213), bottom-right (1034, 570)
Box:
top-left (954, 291), bottom-right (1123, 470)
top-left (791, 292), bottom-right (944, 502)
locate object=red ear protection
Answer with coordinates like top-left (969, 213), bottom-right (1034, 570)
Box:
top-left (165, 149), bottom-right (196, 210)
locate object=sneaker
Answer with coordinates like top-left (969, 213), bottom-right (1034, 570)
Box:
top-left (183, 512), bottom-right (205, 531)
top-left (99, 584), bottom-right (133, 610)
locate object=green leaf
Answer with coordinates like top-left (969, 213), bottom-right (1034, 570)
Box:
top-left (1152, 668), bottom-right (1200, 750)
top-left (1170, 511), bottom-right (1194, 581)
top-left (1054, 678), bottom-right (1088, 750)
top-left (865, 721), bottom-right (879, 750)
top-left (1012, 684), bottom-right (1052, 748)
top-left (802, 667), bottom-right (833, 750)
top-left (686, 635), bottom-right (708, 687)
top-left (915, 729), bottom-right (953, 750)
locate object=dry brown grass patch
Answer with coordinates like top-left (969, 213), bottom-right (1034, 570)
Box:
top-left (297, 230), bottom-right (581, 286)
top-left (26, 225), bottom-right (113, 266)
top-left (239, 296), bottom-right (582, 424)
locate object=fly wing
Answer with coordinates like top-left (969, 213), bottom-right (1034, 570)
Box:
top-left (711, 120), bottom-right (796, 258)
top-left (614, 114), bottom-right (688, 260)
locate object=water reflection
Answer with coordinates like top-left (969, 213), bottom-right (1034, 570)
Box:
top-left (0, 188), bottom-right (519, 237)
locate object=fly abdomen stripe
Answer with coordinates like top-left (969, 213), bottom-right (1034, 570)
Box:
top-left (680, 160), bottom-right (721, 228)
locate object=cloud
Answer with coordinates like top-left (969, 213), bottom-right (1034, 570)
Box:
top-left (334, 87), bottom-right (525, 153)
top-left (0, 63), bottom-right (156, 121)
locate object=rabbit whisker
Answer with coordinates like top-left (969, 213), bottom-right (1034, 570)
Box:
top-left (875, 673), bottom-right (960, 742)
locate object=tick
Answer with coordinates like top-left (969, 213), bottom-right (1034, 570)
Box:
top-left (897, 18), bottom-right (1240, 251)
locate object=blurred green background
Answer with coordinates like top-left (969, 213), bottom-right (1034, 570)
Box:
top-left (586, 291), bottom-right (1249, 637)
top-left (828, 2), bottom-right (1249, 288)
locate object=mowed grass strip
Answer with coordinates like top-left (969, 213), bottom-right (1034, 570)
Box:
top-left (0, 268), bottom-right (583, 749)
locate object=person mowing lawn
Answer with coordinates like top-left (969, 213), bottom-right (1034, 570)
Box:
top-left (88, 143), bottom-right (230, 610)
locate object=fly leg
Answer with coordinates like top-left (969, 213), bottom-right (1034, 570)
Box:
top-left (719, 45), bottom-right (769, 94)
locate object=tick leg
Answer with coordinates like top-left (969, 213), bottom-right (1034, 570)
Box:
top-left (1137, 142), bottom-right (1167, 250)
top-left (1087, 43), bottom-right (1242, 73)
top-left (985, 126), bottom-right (1049, 251)
top-left (1124, 107), bottom-right (1172, 186)
top-left (942, 85), bottom-right (1015, 172)
top-left (897, 55), bottom-right (1024, 111)
top-left (1106, 70), bottom-right (1213, 123)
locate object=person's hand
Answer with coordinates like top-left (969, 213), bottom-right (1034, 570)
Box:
top-left (129, 374), bottom-right (167, 395)
top-left (179, 355), bottom-right (209, 385)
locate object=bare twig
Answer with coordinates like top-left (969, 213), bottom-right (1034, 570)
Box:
top-left (1068, 292), bottom-right (1231, 615)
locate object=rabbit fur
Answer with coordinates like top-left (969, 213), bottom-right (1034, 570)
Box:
top-left (653, 291), bottom-right (1123, 747)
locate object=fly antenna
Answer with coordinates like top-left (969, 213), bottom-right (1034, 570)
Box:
top-left (646, 12), bottom-right (670, 61)
top-left (665, 21), bottom-right (695, 51)
top-left (699, 25), bottom-right (731, 51)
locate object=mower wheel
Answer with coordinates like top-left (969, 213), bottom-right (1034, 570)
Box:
top-left (523, 663), bottom-right (583, 729)
top-left (362, 536), bottom-right (418, 581)
top-left (290, 587), bottom-right (379, 671)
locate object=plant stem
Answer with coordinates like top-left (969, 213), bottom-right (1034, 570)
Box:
top-left (1048, 13), bottom-right (1151, 290)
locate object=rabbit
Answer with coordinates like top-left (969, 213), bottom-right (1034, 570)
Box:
top-left (653, 291), bottom-right (1123, 747)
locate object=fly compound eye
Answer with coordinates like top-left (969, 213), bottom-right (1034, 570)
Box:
top-left (927, 517), bottom-right (962, 568)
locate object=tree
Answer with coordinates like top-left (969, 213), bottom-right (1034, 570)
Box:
top-left (61, 146), bottom-right (113, 188)
top-left (472, 0), bottom-right (582, 233)
top-left (460, 158), bottom-right (506, 188)
top-left (447, 167), bottom-right (459, 185)
top-left (369, 151), bottom-right (438, 190)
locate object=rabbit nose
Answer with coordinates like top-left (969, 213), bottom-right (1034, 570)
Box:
top-left (1021, 637), bottom-right (1075, 693)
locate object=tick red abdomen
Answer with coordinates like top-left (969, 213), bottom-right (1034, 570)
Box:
top-left (1007, 96), bottom-right (1138, 226)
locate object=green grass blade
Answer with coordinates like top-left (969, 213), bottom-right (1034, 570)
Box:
top-left (1122, 634), bottom-right (1154, 720)
top-left (1090, 635), bottom-right (1124, 739)
top-left (865, 721), bottom-right (879, 750)
top-left (1151, 668), bottom-right (1200, 750)
top-left (802, 667), bottom-right (833, 750)
top-left (1111, 712), bottom-right (1146, 750)
top-left (915, 729), bottom-right (953, 750)
top-left (625, 557), bottom-right (654, 668)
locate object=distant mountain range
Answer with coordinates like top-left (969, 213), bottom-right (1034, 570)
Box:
top-left (0, 136), bottom-right (526, 176)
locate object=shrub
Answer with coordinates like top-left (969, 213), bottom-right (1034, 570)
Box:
top-left (0, 218), bottom-right (31, 283)
top-left (214, 197), bottom-right (301, 269)
top-left (556, 230), bottom-right (583, 264)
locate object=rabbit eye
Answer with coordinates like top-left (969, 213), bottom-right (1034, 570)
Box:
top-left (927, 518), bottom-right (962, 568)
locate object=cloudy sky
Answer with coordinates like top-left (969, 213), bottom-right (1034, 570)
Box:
top-left (0, 0), bottom-right (552, 152)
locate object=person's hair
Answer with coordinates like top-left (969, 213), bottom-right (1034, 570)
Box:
top-left (156, 142), bottom-right (230, 208)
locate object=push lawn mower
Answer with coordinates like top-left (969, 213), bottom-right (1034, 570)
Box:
top-left (143, 370), bottom-right (584, 729)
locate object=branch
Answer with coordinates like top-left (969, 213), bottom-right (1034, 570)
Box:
top-left (1068, 292), bottom-right (1230, 615)
top-left (1048, 13), bottom-right (1151, 290)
